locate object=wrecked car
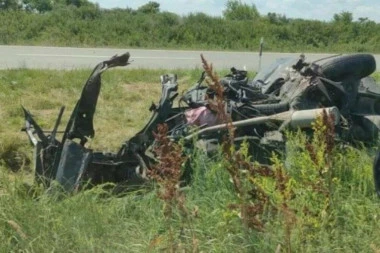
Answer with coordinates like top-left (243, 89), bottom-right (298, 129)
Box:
top-left (22, 52), bottom-right (380, 192)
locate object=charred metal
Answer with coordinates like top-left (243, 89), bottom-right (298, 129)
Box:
top-left (21, 52), bottom-right (380, 194)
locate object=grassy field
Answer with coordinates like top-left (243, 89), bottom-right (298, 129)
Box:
top-left (1, 67), bottom-right (380, 252)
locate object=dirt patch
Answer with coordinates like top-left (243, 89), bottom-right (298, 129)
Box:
top-left (0, 137), bottom-right (31, 172)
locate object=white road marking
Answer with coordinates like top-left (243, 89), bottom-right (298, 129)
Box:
top-left (16, 53), bottom-right (197, 60)
top-left (17, 53), bottom-right (109, 58)
top-left (3, 45), bottom-right (335, 55)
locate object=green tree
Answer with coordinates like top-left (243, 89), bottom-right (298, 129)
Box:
top-left (137, 1), bottom-right (160, 14)
top-left (0, 0), bottom-right (21, 10)
top-left (333, 11), bottom-right (353, 24)
top-left (58, 0), bottom-right (94, 8)
top-left (223, 0), bottom-right (259, 21)
top-left (358, 17), bottom-right (369, 23)
top-left (23, 0), bottom-right (52, 12)
top-left (267, 12), bottom-right (288, 24)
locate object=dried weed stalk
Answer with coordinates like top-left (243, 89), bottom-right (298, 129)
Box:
top-left (149, 123), bottom-right (187, 217)
top-left (200, 54), bottom-right (231, 126)
top-left (201, 54), bottom-right (273, 231)
top-left (149, 124), bottom-right (199, 252)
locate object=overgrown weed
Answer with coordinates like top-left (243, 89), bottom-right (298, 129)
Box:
top-left (201, 54), bottom-right (275, 232)
top-left (0, 68), bottom-right (379, 251)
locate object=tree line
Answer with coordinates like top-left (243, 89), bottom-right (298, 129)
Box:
top-left (1, 0), bottom-right (379, 53)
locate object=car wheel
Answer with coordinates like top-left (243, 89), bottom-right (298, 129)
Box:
top-left (320, 54), bottom-right (376, 81)
top-left (373, 152), bottom-right (380, 197)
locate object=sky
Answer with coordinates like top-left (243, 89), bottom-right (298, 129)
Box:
top-left (89, 0), bottom-right (380, 23)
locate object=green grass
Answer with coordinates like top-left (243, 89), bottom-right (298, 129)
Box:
top-left (1, 68), bottom-right (380, 252)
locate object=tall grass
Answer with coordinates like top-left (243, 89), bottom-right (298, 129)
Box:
top-left (1, 132), bottom-right (379, 252)
top-left (1, 68), bottom-right (380, 252)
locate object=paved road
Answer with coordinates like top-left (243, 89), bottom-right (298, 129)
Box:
top-left (1, 45), bottom-right (379, 71)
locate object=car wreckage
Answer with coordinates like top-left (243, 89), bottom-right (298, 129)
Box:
top-left (22, 52), bottom-right (380, 193)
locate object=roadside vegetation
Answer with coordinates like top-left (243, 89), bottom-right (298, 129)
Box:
top-left (1, 67), bottom-right (380, 252)
top-left (1, 0), bottom-right (380, 53)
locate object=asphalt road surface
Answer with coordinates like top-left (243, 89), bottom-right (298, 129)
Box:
top-left (1, 45), bottom-right (379, 71)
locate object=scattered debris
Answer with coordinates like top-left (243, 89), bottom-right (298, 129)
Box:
top-left (21, 52), bottom-right (380, 193)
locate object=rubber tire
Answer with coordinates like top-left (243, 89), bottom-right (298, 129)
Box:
top-left (320, 54), bottom-right (376, 82)
top-left (373, 152), bottom-right (380, 197)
